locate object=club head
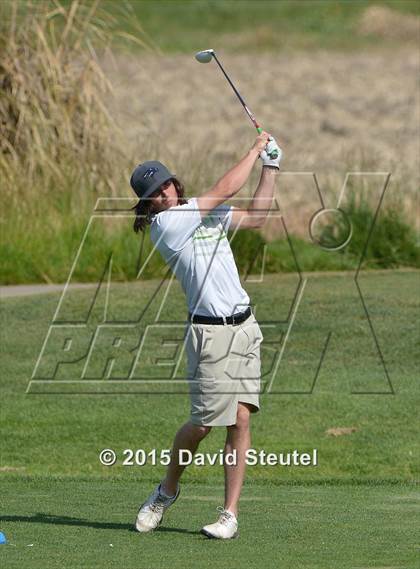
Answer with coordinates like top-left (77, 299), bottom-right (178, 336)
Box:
top-left (195, 49), bottom-right (215, 63)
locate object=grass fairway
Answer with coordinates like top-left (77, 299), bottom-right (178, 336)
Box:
top-left (1, 478), bottom-right (418, 569)
top-left (1, 270), bottom-right (419, 566)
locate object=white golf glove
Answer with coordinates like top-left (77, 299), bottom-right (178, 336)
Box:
top-left (260, 137), bottom-right (282, 169)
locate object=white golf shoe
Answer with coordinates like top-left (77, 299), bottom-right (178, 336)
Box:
top-left (201, 506), bottom-right (239, 539)
top-left (135, 482), bottom-right (180, 533)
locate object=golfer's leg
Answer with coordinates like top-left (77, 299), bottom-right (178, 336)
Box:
top-left (161, 421), bottom-right (211, 496)
top-left (223, 402), bottom-right (252, 516)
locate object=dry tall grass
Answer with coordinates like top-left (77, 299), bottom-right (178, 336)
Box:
top-left (0, 0), bottom-right (152, 204)
top-left (0, 0), bottom-right (158, 283)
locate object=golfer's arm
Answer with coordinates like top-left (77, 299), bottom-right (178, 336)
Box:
top-left (247, 166), bottom-right (277, 225)
top-left (197, 148), bottom-right (259, 217)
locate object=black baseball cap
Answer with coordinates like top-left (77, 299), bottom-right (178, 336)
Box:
top-left (130, 160), bottom-right (176, 200)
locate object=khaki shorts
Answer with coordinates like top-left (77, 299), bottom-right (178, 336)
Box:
top-left (185, 311), bottom-right (263, 427)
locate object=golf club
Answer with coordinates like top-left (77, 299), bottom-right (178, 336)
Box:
top-left (195, 49), bottom-right (279, 159)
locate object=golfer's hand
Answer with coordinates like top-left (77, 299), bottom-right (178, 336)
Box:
top-left (252, 131), bottom-right (271, 155)
top-left (260, 137), bottom-right (283, 169)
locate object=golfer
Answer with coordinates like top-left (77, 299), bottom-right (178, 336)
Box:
top-left (130, 131), bottom-right (282, 539)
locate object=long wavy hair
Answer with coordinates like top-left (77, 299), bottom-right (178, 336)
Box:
top-left (132, 178), bottom-right (188, 233)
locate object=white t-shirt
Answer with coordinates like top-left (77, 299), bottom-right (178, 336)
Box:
top-left (150, 197), bottom-right (250, 317)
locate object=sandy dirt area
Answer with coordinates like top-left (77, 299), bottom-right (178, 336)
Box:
top-left (105, 46), bottom-right (419, 237)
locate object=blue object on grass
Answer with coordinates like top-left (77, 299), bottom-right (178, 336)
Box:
top-left (0, 531), bottom-right (7, 544)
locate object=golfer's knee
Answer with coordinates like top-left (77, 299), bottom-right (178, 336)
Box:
top-left (234, 404), bottom-right (251, 430)
top-left (190, 423), bottom-right (212, 440)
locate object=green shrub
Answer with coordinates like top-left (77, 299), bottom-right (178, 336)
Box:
top-left (345, 193), bottom-right (420, 268)
top-left (229, 228), bottom-right (267, 275)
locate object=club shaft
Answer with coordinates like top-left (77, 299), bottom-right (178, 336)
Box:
top-left (211, 53), bottom-right (261, 132)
